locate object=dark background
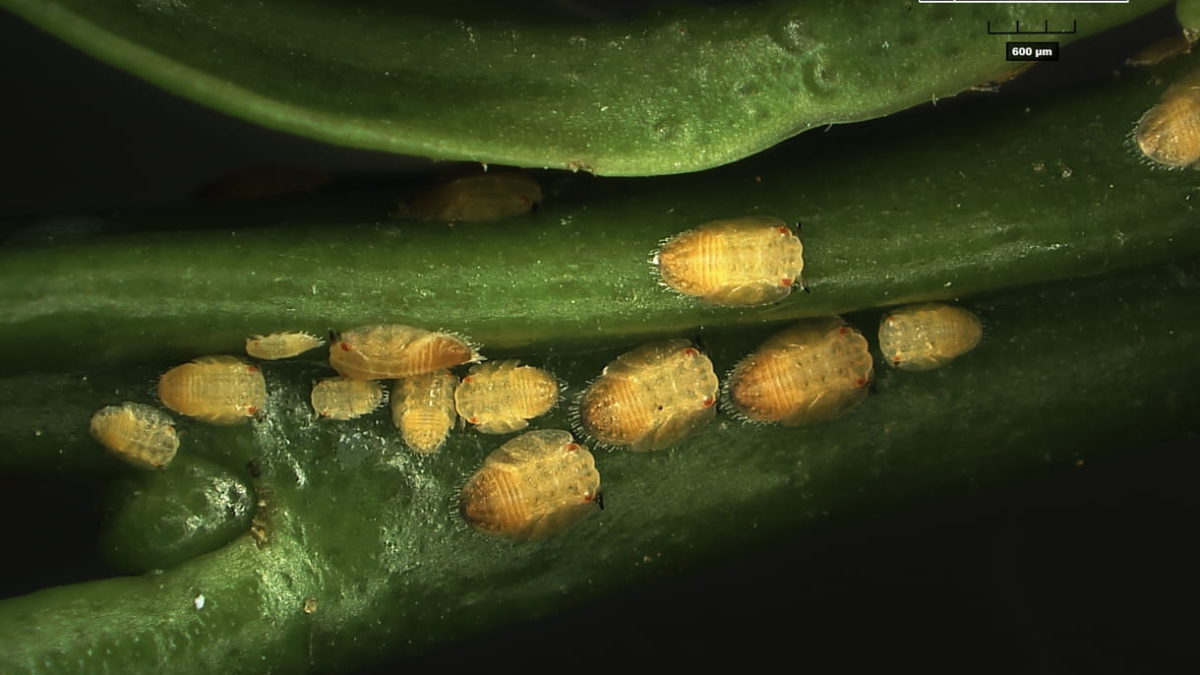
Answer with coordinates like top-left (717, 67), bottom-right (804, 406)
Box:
top-left (1, 4), bottom-right (1198, 673)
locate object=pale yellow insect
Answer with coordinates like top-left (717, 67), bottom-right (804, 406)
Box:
top-left (459, 429), bottom-right (601, 541)
top-left (455, 360), bottom-right (559, 434)
top-left (89, 402), bottom-right (179, 470)
top-left (329, 324), bottom-right (479, 380)
top-left (1127, 34), bottom-right (1192, 68)
top-left (245, 331), bottom-right (324, 360)
top-left (578, 339), bottom-right (719, 451)
top-left (655, 216), bottom-right (804, 307)
top-left (878, 303), bottom-right (983, 372)
top-left (1136, 73), bottom-right (1200, 169)
top-left (391, 370), bottom-right (458, 454)
top-left (311, 377), bottom-right (387, 420)
top-left (727, 317), bottom-right (873, 426)
top-left (157, 355), bottom-right (267, 425)
top-left (408, 172), bottom-right (542, 222)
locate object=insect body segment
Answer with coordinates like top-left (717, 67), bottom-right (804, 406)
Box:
top-left (578, 339), bottom-right (719, 451)
top-left (727, 317), bottom-right (873, 426)
top-left (459, 429), bottom-right (601, 541)
top-left (1136, 70), bottom-right (1200, 169)
top-left (329, 324), bottom-right (479, 380)
top-left (655, 216), bottom-right (804, 307)
top-left (408, 172), bottom-right (542, 222)
top-left (878, 303), bottom-right (983, 371)
top-left (157, 355), bottom-right (267, 425)
top-left (391, 370), bottom-right (458, 454)
top-left (245, 331), bottom-right (324, 360)
top-left (89, 402), bottom-right (179, 470)
top-left (311, 377), bottom-right (386, 420)
top-left (455, 360), bottom-right (559, 434)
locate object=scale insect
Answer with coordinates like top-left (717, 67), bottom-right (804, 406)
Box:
top-left (311, 377), bottom-right (387, 420)
top-left (726, 317), bottom-right (873, 426)
top-left (1126, 34), bottom-right (1192, 68)
top-left (406, 172), bottom-right (542, 222)
top-left (245, 331), bottom-right (324, 360)
top-left (391, 370), bottom-right (458, 454)
top-left (654, 215), bottom-right (805, 307)
top-left (878, 303), bottom-right (983, 372)
top-left (1135, 73), bottom-right (1200, 169)
top-left (577, 339), bottom-right (719, 451)
top-left (455, 360), bottom-right (560, 434)
top-left (459, 429), bottom-right (601, 541)
top-left (329, 324), bottom-right (480, 380)
top-left (157, 355), bottom-right (267, 425)
top-left (89, 402), bottom-right (179, 470)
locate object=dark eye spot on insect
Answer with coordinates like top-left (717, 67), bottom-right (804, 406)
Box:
top-left (781, 278), bottom-right (793, 287)
top-left (682, 347), bottom-right (698, 357)
top-left (702, 396), bottom-right (715, 408)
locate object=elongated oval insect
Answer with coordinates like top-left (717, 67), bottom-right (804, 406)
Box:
top-left (455, 360), bottom-right (559, 434)
top-left (1136, 77), bottom-right (1200, 169)
top-left (408, 172), bottom-right (542, 222)
top-left (245, 331), bottom-right (324, 360)
top-left (1127, 34), bottom-right (1191, 68)
top-left (311, 377), bottom-right (386, 420)
top-left (157, 355), bottom-right (267, 425)
top-left (460, 429), bottom-right (601, 541)
top-left (391, 370), bottom-right (458, 454)
top-left (89, 402), bottom-right (179, 470)
top-left (654, 216), bottom-right (804, 307)
top-left (878, 303), bottom-right (983, 372)
top-left (578, 339), bottom-right (719, 451)
top-left (329, 324), bottom-right (480, 380)
top-left (727, 317), bottom-right (873, 426)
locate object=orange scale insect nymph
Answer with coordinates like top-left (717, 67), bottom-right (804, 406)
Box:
top-left (89, 402), bottom-right (179, 470)
top-left (245, 331), bottom-right (324, 360)
top-left (329, 324), bottom-right (480, 380)
top-left (1135, 70), bottom-right (1200, 170)
top-left (726, 317), bottom-right (873, 427)
top-left (654, 216), bottom-right (804, 307)
top-left (311, 377), bottom-right (387, 420)
top-left (455, 360), bottom-right (560, 435)
top-left (157, 355), bottom-right (267, 425)
top-left (407, 172), bottom-right (542, 222)
top-left (459, 429), bottom-right (601, 541)
top-left (878, 303), bottom-right (983, 372)
top-left (391, 370), bottom-right (459, 454)
top-left (577, 339), bottom-right (719, 451)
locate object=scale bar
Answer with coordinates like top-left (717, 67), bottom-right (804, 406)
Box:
top-left (919, 1), bottom-right (1128, 4)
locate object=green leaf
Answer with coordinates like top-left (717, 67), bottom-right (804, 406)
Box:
top-left (1, 257), bottom-right (1198, 673)
top-left (0, 0), bottom-right (1168, 175)
top-left (3, 43), bottom-right (1199, 373)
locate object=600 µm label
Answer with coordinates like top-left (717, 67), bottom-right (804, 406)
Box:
top-left (1006, 42), bottom-right (1059, 62)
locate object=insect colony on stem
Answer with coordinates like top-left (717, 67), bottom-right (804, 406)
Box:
top-left (87, 171), bottom-right (986, 540)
